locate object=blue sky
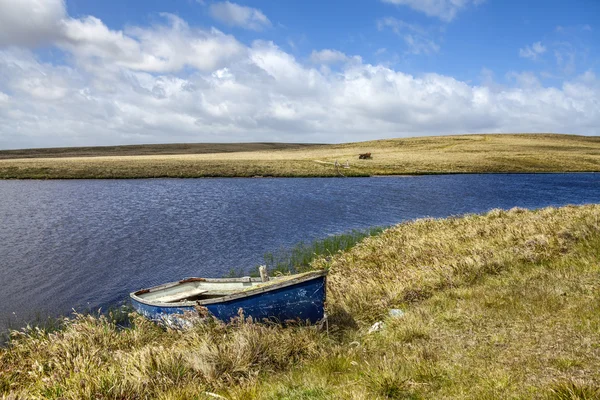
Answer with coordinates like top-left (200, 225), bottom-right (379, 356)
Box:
top-left (65, 0), bottom-right (599, 80)
top-left (0, 0), bottom-right (598, 148)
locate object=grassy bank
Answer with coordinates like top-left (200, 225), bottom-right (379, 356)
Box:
top-left (2, 204), bottom-right (600, 399)
top-left (1, 134), bottom-right (600, 179)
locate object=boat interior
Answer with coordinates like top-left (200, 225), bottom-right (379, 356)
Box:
top-left (135, 277), bottom-right (275, 304)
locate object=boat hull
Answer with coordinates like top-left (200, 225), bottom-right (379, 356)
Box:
top-left (206, 275), bottom-right (326, 323)
top-left (131, 301), bottom-right (198, 328)
top-left (130, 272), bottom-right (326, 326)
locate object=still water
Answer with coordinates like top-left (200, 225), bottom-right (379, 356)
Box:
top-left (1, 174), bottom-right (599, 331)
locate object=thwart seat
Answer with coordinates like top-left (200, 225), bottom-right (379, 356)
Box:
top-left (157, 288), bottom-right (208, 303)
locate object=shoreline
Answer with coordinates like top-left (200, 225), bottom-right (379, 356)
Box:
top-left (0, 170), bottom-right (598, 180)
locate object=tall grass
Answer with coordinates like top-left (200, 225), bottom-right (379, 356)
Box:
top-left (0, 305), bottom-right (132, 346)
top-left (261, 227), bottom-right (386, 275)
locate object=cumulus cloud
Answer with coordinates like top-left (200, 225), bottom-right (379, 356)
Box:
top-left (58, 14), bottom-right (246, 73)
top-left (209, 1), bottom-right (271, 31)
top-left (0, 7), bottom-right (598, 149)
top-left (519, 41), bottom-right (546, 60)
top-left (382, 0), bottom-right (485, 22)
top-left (0, 3), bottom-right (245, 74)
top-left (0, 0), bottom-right (66, 47)
top-left (1, 41), bottom-right (599, 149)
top-left (377, 18), bottom-right (440, 55)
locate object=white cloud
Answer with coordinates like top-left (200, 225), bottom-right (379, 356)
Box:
top-left (310, 49), bottom-right (349, 64)
top-left (519, 42), bottom-right (546, 60)
top-left (377, 18), bottom-right (440, 55)
top-left (0, 0), bottom-right (66, 47)
top-left (209, 1), bottom-right (271, 31)
top-left (59, 14), bottom-right (245, 73)
top-left (382, 0), bottom-right (484, 22)
top-left (0, 4), bottom-right (246, 74)
top-left (249, 41), bottom-right (328, 98)
top-left (0, 49), bottom-right (78, 101)
top-left (1, 42), bottom-right (599, 149)
top-left (0, 9), bottom-right (598, 149)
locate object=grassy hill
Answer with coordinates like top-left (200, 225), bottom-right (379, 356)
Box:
top-left (0, 142), bottom-right (323, 160)
top-left (1, 204), bottom-right (600, 398)
top-left (1, 133), bottom-right (600, 178)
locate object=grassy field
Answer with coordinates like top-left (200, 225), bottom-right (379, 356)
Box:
top-left (1, 133), bottom-right (600, 178)
top-left (0, 143), bottom-right (322, 160)
top-left (2, 204), bottom-right (600, 399)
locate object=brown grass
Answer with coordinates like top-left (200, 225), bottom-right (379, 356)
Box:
top-left (2, 204), bottom-right (600, 399)
top-left (1, 133), bottom-right (600, 178)
top-left (0, 143), bottom-right (323, 160)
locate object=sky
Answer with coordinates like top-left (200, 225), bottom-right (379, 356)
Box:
top-left (0, 0), bottom-right (598, 149)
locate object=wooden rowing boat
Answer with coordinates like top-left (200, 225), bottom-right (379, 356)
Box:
top-left (130, 270), bottom-right (327, 327)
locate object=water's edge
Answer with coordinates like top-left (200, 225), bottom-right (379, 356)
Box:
top-left (1, 174), bottom-right (599, 332)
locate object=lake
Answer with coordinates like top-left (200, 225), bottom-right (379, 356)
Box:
top-left (1, 174), bottom-right (599, 332)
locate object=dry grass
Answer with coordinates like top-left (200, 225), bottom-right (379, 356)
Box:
top-left (2, 204), bottom-right (600, 399)
top-left (0, 315), bottom-right (328, 399)
top-left (1, 134), bottom-right (600, 178)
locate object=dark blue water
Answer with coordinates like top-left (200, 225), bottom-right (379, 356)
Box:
top-left (0, 174), bottom-right (599, 331)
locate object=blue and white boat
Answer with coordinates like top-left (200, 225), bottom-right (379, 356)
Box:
top-left (130, 270), bottom-right (327, 327)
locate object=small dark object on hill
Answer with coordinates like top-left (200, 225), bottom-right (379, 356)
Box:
top-left (359, 152), bottom-right (372, 159)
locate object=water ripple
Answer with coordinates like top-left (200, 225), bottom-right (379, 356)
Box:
top-left (0, 174), bottom-right (599, 330)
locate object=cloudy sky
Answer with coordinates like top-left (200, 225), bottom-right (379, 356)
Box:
top-left (0, 0), bottom-right (598, 149)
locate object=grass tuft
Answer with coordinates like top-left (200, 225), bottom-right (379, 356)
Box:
top-left (549, 381), bottom-right (600, 400)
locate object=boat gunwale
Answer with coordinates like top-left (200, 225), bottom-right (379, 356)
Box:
top-left (129, 270), bottom-right (327, 308)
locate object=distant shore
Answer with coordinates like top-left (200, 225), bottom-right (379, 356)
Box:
top-left (1, 133), bottom-right (599, 179)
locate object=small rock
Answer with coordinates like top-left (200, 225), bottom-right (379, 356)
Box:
top-left (389, 309), bottom-right (405, 318)
top-left (368, 321), bottom-right (385, 334)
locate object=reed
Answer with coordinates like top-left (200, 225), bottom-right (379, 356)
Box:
top-left (2, 204), bottom-right (600, 399)
top-left (262, 227), bottom-right (386, 275)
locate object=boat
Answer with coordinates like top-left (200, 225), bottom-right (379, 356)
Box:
top-left (129, 269), bottom-right (327, 327)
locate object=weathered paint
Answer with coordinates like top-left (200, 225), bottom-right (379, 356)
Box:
top-left (130, 300), bottom-right (200, 329)
top-left (130, 273), bottom-right (326, 326)
top-left (206, 275), bottom-right (326, 323)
